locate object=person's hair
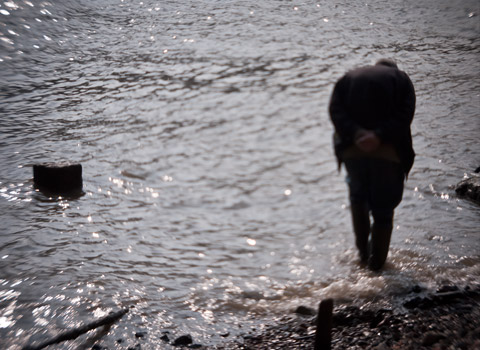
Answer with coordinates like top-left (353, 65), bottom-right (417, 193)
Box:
top-left (375, 58), bottom-right (398, 69)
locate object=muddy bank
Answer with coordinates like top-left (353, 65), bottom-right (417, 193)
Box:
top-left (210, 284), bottom-right (480, 350)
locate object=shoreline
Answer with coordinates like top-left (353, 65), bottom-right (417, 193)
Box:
top-left (26, 283), bottom-right (480, 349)
top-left (209, 283), bottom-right (480, 350)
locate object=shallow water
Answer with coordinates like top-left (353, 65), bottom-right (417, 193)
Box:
top-left (1, 0), bottom-right (479, 348)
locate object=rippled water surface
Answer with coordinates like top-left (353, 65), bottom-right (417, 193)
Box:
top-left (1, 0), bottom-right (479, 348)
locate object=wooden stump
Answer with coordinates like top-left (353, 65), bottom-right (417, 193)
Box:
top-left (33, 162), bottom-right (83, 195)
top-left (314, 299), bottom-right (333, 350)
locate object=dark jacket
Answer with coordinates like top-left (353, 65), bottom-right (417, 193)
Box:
top-left (329, 64), bottom-right (416, 176)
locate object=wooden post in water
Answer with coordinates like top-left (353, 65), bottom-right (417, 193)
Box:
top-left (33, 162), bottom-right (83, 195)
top-left (314, 298), bottom-right (333, 350)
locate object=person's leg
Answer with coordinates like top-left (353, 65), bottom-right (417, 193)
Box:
top-left (369, 210), bottom-right (394, 270)
top-left (351, 202), bottom-right (370, 263)
top-left (344, 158), bottom-right (370, 263)
top-left (368, 159), bottom-right (404, 270)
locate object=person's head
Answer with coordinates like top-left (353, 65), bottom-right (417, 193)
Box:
top-left (375, 58), bottom-right (398, 69)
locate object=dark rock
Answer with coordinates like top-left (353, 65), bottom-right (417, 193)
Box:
top-left (472, 326), bottom-right (480, 338)
top-left (403, 297), bottom-right (422, 308)
top-left (116, 338), bottom-right (123, 343)
top-left (475, 166), bottom-right (480, 173)
top-left (411, 285), bottom-right (422, 293)
top-left (373, 342), bottom-right (389, 350)
top-left (127, 344), bottom-right (141, 350)
top-left (220, 332), bottom-right (230, 338)
top-left (160, 334), bottom-right (170, 342)
top-left (242, 334), bottom-right (258, 341)
top-left (91, 345), bottom-right (105, 350)
top-left (173, 334), bottom-right (193, 346)
top-left (392, 330), bottom-right (401, 341)
top-left (297, 322), bottom-right (309, 331)
top-left (422, 332), bottom-right (445, 346)
top-left (455, 176), bottom-right (480, 203)
top-left (403, 296), bottom-right (434, 309)
top-left (33, 162), bottom-right (83, 195)
top-left (369, 312), bottom-right (386, 328)
top-left (188, 345), bottom-right (203, 349)
top-left (332, 306), bottom-right (360, 326)
top-left (295, 305), bottom-right (316, 316)
top-left (357, 339), bottom-right (369, 346)
top-left (135, 331), bottom-right (146, 338)
top-left (437, 285), bottom-right (459, 293)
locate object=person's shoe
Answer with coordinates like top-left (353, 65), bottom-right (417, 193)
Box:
top-left (368, 258), bottom-right (384, 271)
top-left (359, 246), bottom-right (369, 264)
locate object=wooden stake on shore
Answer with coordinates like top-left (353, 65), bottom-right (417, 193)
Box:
top-left (22, 308), bottom-right (129, 350)
top-left (314, 298), bottom-right (333, 350)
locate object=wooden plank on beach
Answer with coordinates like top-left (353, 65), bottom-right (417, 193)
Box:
top-left (22, 308), bottom-right (129, 350)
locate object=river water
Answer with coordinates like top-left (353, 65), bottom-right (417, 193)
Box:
top-left (1, 0), bottom-right (479, 348)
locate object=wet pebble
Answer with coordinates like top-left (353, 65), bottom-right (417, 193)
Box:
top-left (437, 284), bottom-right (459, 293)
top-left (135, 331), bottom-right (146, 338)
top-left (173, 334), bottom-right (193, 346)
top-left (411, 284), bottom-right (422, 293)
top-left (91, 345), bottom-right (106, 350)
top-left (295, 305), bottom-right (316, 316)
top-left (422, 332), bottom-right (445, 346)
top-left (372, 342), bottom-right (389, 350)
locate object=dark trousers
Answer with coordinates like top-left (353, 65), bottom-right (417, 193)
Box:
top-left (344, 157), bottom-right (404, 270)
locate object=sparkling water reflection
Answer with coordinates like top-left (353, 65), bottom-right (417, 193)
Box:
top-left (1, 0), bottom-right (479, 349)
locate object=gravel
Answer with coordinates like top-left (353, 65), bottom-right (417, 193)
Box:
top-left (210, 284), bottom-right (480, 350)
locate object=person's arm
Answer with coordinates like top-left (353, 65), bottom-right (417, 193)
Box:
top-left (355, 130), bottom-right (380, 152)
top-left (329, 75), bottom-right (362, 145)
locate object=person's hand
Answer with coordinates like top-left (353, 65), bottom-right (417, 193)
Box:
top-left (355, 130), bottom-right (380, 152)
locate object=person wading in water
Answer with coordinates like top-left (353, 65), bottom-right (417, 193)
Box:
top-left (329, 58), bottom-right (416, 271)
